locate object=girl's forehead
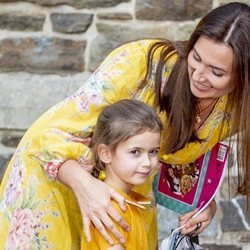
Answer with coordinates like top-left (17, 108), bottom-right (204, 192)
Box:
top-left (117, 131), bottom-right (161, 148)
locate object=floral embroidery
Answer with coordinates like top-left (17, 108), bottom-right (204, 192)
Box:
top-left (51, 128), bottom-right (92, 145)
top-left (2, 158), bottom-right (53, 249)
top-left (76, 72), bottom-right (111, 112)
top-left (6, 208), bottom-right (36, 249)
top-left (5, 204), bottom-right (52, 249)
top-left (78, 150), bottom-right (94, 172)
top-left (44, 159), bottom-right (65, 179)
top-left (3, 149), bottom-right (25, 206)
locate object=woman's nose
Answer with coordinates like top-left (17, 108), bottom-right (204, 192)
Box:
top-left (193, 66), bottom-right (206, 82)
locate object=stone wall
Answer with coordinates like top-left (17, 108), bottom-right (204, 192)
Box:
top-left (0, 0), bottom-right (249, 249)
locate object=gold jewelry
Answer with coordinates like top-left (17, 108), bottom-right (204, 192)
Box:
top-left (98, 170), bottom-right (106, 180)
top-left (194, 222), bottom-right (202, 231)
top-left (195, 98), bottom-right (219, 123)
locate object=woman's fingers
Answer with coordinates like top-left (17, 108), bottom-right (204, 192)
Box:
top-left (93, 207), bottom-right (126, 244)
top-left (179, 200), bottom-right (217, 235)
top-left (180, 218), bottom-right (209, 236)
top-left (179, 208), bottom-right (199, 224)
top-left (191, 220), bottom-right (209, 236)
top-left (62, 166), bottom-right (129, 245)
top-left (89, 210), bottom-right (126, 245)
top-left (90, 213), bottom-right (115, 246)
top-left (108, 187), bottom-right (129, 231)
top-left (82, 214), bottom-right (91, 242)
top-left (108, 205), bottom-right (130, 232)
top-left (109, 187), bottom-right (126, 211)
top-left (82, 199), bottom-right (127, 245)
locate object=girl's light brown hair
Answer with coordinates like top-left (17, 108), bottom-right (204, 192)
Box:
top-left (91, 99), bottom-right (163, 178)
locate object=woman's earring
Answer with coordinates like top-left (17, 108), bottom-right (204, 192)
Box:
top-left (98, 170), bottom-right (106, 180)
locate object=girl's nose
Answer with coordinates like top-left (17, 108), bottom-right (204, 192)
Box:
top-left (142, 154), bottom-right (151, 168)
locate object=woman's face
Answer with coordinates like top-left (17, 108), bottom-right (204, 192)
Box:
top-left (188, 36), bottom-right (234, 99)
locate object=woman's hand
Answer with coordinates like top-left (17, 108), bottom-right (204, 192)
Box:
top-left (58, 160), bottom-right (130, 246)
top-left (179, 199), bottom-right (217, 236)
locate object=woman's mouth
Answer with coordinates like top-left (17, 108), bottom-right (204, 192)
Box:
top-left (192, 80), bottom-right (211, 91)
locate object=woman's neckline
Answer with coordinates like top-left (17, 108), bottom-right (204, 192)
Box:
top-left (194, 97), bottom-right (220, 132)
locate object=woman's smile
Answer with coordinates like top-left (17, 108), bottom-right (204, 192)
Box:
top-left (192, 80), bottom-right (211, 92)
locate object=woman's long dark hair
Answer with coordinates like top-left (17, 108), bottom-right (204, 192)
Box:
top-left (142, 3), bottom-right (250, 199)
top-left (144, 40), bottom-right (197, 153)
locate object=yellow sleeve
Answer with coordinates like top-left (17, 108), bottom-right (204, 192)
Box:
top-left (24, 40), bottom-right (153, 178)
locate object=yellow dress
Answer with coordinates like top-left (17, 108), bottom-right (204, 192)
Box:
top-left (0, 39), bottom-right (232, 249)
top-left (81, 190), bottom-right (150, 250)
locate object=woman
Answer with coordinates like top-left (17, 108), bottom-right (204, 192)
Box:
top-left (0, 2), bottom-right (249, 249)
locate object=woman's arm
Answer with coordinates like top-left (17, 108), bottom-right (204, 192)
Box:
top-left (27, 40), bottom-right (150, 244)
top-left (58, 160), bottom-right (129, 245)
top-left (179, 199), bottom-right (217, 236)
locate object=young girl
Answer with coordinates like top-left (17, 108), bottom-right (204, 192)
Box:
top-left (81, 99), bottom-right (162, 249)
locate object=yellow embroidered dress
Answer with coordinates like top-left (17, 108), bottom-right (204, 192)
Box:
top-left (0, 40), bottom-right (231, 250)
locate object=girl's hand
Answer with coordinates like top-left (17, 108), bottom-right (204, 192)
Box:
top-left (179, 200), bottom-right (217, 236)
top-left (58, 160), bottom-right (130, 246)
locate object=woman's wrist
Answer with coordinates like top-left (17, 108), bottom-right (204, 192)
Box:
top-left (58, 159), bottom-right (92, 190)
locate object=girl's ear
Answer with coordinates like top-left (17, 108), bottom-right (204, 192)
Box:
top-left (97, 144), bottom-right (112, 164)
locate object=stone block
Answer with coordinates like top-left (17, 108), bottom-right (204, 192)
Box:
top-left (51, 13), bottom-right (93, 34)
top-left (218, 0), bottom-right (250, 6)
top-left (177, 22), bottom-right (198, 41)
top-left (202, 244), bottom-right (241, 250)
top-left (97, 12), bottom-right (132, 20)
top-left (237, 231), bottom-right (250, 243)
top-left (0, 12), bottom-right (45, 31)
top-left (1, 132), bottom-right (23, 148)
top-left (0, 37), bottom-right (86, 74)
top-left (220, 176), bottom-right (238, 200)
top-left (235, 197), bottom-right (250, 226)
top-left (0, 72), bottom-right (89, 129)
top-left (0, 154), bottom-right (11, 183)
top-left (135, 0), bottom-right (213, 21)
top-left (157, 204), bottom-right (179, 240)
top-left (220, 201), bottom-right (246, 232)
top-left (88, 23), bottom-right (175, 71)
top-left (0, 0), bottom-right (130, 8)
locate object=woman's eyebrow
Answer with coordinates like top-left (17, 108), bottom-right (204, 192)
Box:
top-left (193, 47), bottom-right (201, 59)
top-left (193, 46), bottom-right (227, 73)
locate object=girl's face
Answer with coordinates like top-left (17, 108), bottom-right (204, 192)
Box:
top-left (104, 131), bottom-right (160, 194)
top-left (188, 36), bottom-right (234, 99)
